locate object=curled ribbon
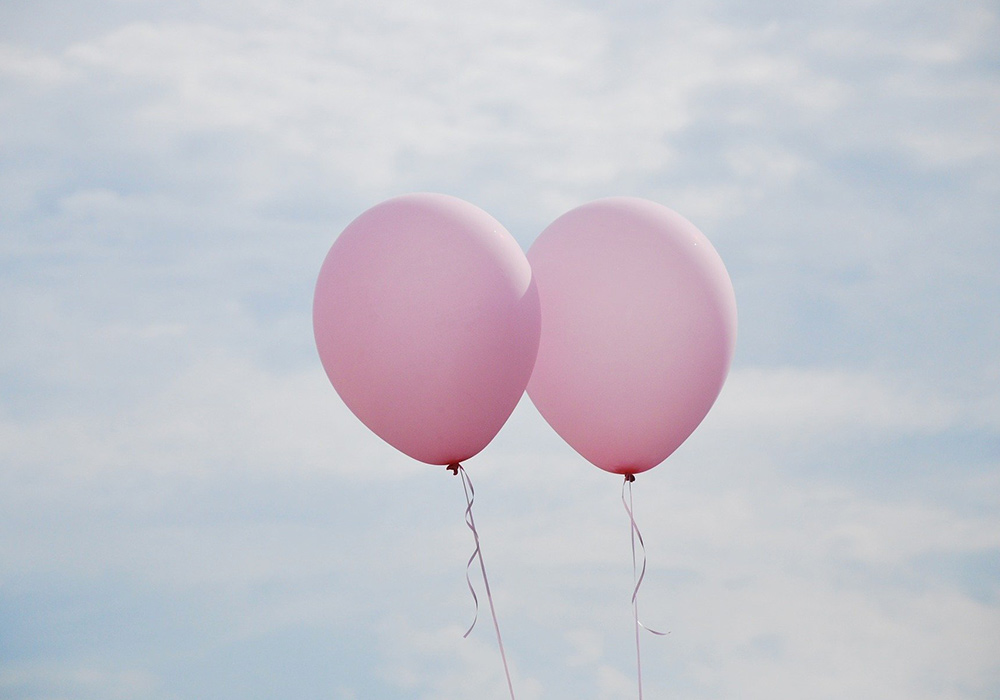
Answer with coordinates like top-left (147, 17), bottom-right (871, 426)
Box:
top-left (622, 474), bottom-right (668, 700)
top-left (448, 463), bottom-right (517, 700)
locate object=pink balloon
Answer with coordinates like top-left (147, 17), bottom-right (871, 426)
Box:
top-left (313, 193), bottom-right (540, 466)
top-left (526, 197), bottom-right (737, 475)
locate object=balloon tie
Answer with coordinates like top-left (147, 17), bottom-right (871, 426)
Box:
top-left (622, 474), bottom-right (668, 700)
top-left (449, 463), bottom-right (517, 700)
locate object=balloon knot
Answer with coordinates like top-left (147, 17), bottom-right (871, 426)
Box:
top-left (447, 463), bottom-right (461, 476)
top-left (624, 474), bottom-right (636, 483)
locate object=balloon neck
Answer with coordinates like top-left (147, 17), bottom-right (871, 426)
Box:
top-left (624, 473), bottom-right (636, 483)
top-left (446, 462), bottom-right (461, 476)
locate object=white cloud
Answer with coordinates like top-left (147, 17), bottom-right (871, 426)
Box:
top-left (1, 360), bottom-right (996, 699)
top-left (0, 43), bottom-right (72, 83)
top-left (1, 0), bottom-right (998, 698)
top-left (381, 620), bottom-right (544, 700)
top-left (0, 663), bottom-right (160, 700)
top-left (716, 366), bottom-right (970, 436)
top-left (0, 353), bottom-right (411, 481)
top-left (0, 0), bottom-right (878, 214)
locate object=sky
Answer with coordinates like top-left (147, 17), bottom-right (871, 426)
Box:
top-left (1, 0), bottom-right (998, 698)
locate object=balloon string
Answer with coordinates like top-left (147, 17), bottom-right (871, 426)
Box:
top-left (449, 463), bottom-right (517, 700)
top-left (622, 475), bottom-right (668, 700)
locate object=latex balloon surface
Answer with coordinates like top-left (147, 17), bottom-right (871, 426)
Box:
top-left (527, 197), bottom-right (737, 475)
top-left (313, 193), bottom-right (540, 465)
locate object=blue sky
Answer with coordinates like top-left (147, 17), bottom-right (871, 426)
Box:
top-left (1, 0), bottom-right (998, 698)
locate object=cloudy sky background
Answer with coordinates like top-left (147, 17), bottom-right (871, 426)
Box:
top-left (1, 0), bottom-right (998, 698)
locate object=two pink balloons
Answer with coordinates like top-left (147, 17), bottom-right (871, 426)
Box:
top-left (313, 193), bottom-right (541, 466)
top-left (313, 194), bottom-right (736, 476)
top-left (526, 197), bottom-right (737, 476)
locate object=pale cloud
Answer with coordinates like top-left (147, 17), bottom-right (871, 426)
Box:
top-left (673, 577), bottom-right (1000, 700)
top-left (381, 621), bottom-right (544, 700)
top-left (1, 0), bottom-right (998, 698)
top-left (0, 43), bottom-right (72, 83)
top-left (1, 0), bottom-right (902, 215)
top-left (717, 366), bottom-right (975, 436)
top-left (0, 355), bottom-right (411, 481)
top-left (0, 663), bottom-right (160, 700)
